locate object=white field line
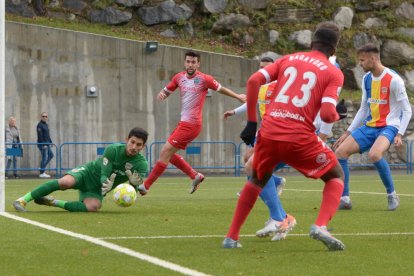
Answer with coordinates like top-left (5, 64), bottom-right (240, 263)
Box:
top-left (97, 232), bottom-right (414, 240)
top-left (284, 189), bottom-right (414, 197)
top-left (0, 212), bottom-right (210, 276)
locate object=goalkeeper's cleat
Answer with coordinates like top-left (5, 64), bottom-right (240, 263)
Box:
top-left (338, 196), bottom-right (352, 210)
top-left (387, 193), bottom-right (400, 211)
top-left (222, 237), bottom-right (242, 248)
top-left (13, 199), bottom-right (27, 212)
top-left (137, 184), bottom-right (148, 196)
top-left (272, 214), bottom-right (296, 241)
top-left (190, 173), bottom-right (204, 194)
top-left (34, 196), bottom-right (55, 206)
top-left (256, 218), bottom-right (284, 238)
top-left (309, 224), bottom-right (345, 251)
top-left (276, 177), bottom-right (286, 197)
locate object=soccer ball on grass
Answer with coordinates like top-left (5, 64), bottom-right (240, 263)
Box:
top-left (112, 183), bottom-right (137, 207)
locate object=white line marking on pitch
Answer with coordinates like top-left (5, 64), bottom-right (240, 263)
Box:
top-left (0, 212), bottom-right (210, 276)
top-left (284, 189), bottom-right (414, 197)
top-left (98, 232), bottom-right (414, 240)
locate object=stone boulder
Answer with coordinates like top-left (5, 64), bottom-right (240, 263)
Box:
top-left (115, 0), bottom-right (144, 8)
top-left (395, 27), bottom-right (414, 41)
top-left (362, 17), bottom-right (387, 29)
top-left (381, 40), bottom-right (414, 66)
top-left (352, 32), bottom-right (380, 49)
top-left (89, 7), bottom-right (132, 25)
top-left (203, 0), bottom-right (228, 14)
top-left (333, 6), bottom-right (354, 30)
top-left (288, 30), bottom-right (312, 48)
top-left (62, 0), bottom-right (87, 13)
top-left (211, 13), bottom-right (251, 34)
top-left (5, 0), bottom-right (35, 18)
top-left (404, 70), bottom-right (414, 92)
top-left (395, 2), bottom-right (414, 20)
top-left (268, 30), bottom-right (280, 46)
top-left (137, 0), bottom-right (193, 26)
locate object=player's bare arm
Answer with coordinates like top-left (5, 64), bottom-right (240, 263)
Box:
top-left (157, 88), bottom-right (171, 101)
top-left (394, 134), bottom-right (403, 147)
top-left (332, 130), bottom-right (351, 150)
top-left (223, 110), bottom-right (236, 120)
top-left (217, 86), bottom-right (246, 103)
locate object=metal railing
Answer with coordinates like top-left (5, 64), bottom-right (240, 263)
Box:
top-left (5, 140), bottom-right (413, 177)
top-left (149, 141), bottom-right (238, 175)
top-left (5, 142), bottom-right (59, 177)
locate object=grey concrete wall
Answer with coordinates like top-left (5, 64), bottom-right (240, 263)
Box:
top-left (5, 22), bottom-right (255, 150)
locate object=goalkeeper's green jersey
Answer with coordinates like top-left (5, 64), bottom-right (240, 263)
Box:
top-left (83, 143), bottom-right (148, 187)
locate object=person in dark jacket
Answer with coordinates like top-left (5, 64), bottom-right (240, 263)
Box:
top-left (37, 112), bottom-right (54, 178)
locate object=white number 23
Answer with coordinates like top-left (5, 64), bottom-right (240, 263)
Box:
top-left (274, 66), bottom-right (316, 107)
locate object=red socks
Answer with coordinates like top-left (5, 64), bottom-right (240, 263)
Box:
top-left (226, 181), bottom-right (262, 240)
top-left (315, 178), bottom-right (344, 226)
top-left (144, 161), bottom-right (168, 189)
top-left (170, 154), bottom-right (197, 179)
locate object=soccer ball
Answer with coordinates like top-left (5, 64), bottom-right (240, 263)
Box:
top-left (112, 183), bottom-right (137, 207)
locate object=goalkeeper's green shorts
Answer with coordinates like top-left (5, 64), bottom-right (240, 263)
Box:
top-left (66, 166), bottom-right (103, 202)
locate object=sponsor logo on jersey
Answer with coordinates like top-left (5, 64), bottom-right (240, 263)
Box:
top-left (103, 157), bottom-right (108, 166)
top-left (269, 109), bottom-right (305, 122)
top-left (125, 162), bottom-right (133, 170)
top-left (368, 98), bottom-right (387, 104)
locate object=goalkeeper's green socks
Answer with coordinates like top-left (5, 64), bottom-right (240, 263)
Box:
top-left (62, 201), bottom-right (88, 212)
top-left (21, 180), bottom-right (60, 203)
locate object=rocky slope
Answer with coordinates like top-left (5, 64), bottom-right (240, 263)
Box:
top-left (5, 0), bottom-right (414, 94)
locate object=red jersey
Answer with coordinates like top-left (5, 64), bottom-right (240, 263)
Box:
top-left (165, 71), bottom-right (221, 125)
top-left (247, 50), bottom-right (343, 141)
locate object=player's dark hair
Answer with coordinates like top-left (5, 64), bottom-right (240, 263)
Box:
top-left (185, 51), bottom-right (201, 61)
top-left (260, 57), bottom-right (274, 63)
top-left (357, 43), bottom-right (380, 55)
top-left (311, 22), bottom-right (340, 57)
top-left (128, 127), bottom-right (148, 144)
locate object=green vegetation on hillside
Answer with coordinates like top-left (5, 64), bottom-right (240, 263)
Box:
top-left (6, 0), bottom-right (414, 100)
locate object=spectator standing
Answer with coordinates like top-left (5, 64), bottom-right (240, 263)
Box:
top-left (37, 112), bottom-right (54, 178)
top-left (5, 116), bottom-right (22, 179)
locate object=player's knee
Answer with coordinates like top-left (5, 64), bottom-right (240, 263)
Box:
top-left (367, 151), bottom-right (382, 162)
top-left (84, 200), bottom-right (101, 212)
top-left (335, 147), bottom-right (349, 159)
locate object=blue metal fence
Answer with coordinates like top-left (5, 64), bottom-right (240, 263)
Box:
top-left (58, 142), bottom-right (149, 177)
top-left (149, 141), bottom-right (238, 175)
top-left (5, 142), bottom-right (59, 177)
top-left (4, 140), bottom-right (413, 177)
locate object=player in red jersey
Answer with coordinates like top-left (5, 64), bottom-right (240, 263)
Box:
top-left (138, 51), bottom-right (245, 195)
top-left (223, 22), bottom-right (346, 251)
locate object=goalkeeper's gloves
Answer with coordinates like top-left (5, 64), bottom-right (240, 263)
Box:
top-left (125, 170), bottom-right (143, 186)
top-left (336, 99), bottom-right (347, 120)
top-left (101, 173), bottom-right (117, 195)
top-left (240, 121), bottom-right (257, 146)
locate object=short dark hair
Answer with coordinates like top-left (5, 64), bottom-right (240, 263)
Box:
top-left (128, 127), bottom-right (148, 144)
top-left (312, 22), bottom-right (340, 54)
top-left (260, 57), bottom-right (274, 63)
top-left (357, 43), bottom-right (379, 55)
top-left (185, 51), bottom-right (201, 61)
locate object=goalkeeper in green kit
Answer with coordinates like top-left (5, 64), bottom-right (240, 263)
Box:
top-left (13, 127), bottom-right (149, 212)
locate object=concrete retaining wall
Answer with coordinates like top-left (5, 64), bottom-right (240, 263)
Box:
top-left (5, 22), bottom-right (255, 147)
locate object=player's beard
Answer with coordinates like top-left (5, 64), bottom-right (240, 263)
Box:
top-left (186, 68), bottom-right (196, 76)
